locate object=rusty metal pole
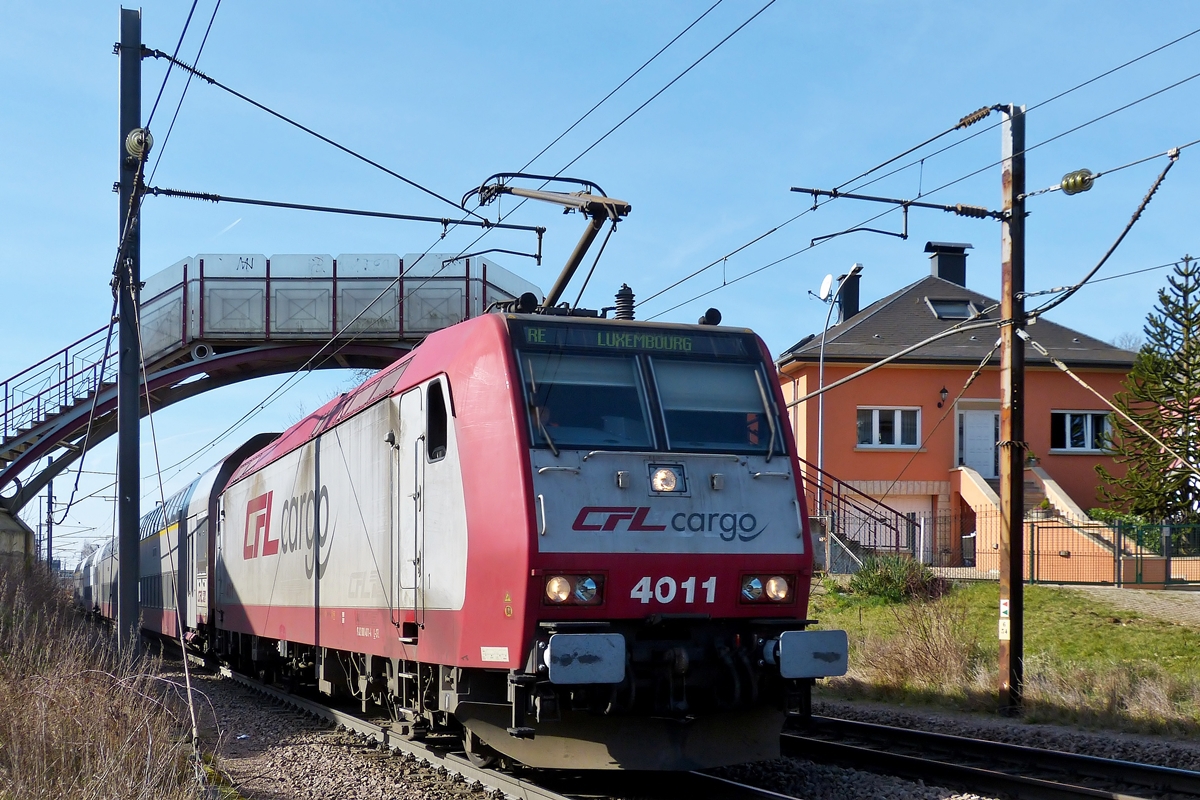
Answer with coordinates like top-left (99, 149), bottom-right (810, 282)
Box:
top-left (116, 7), bottom-right (143, 655)
top-left (998, 104), bottom-right (1026, 714)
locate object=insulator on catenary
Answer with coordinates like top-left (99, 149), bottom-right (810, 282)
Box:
top-left (956, 106), bottom-right (992, 129)
top-left (614, 284), bottom-right (635, 320)
top-left (954, 204), bottom-right (990, 218)
top-left (1061, 168), bottom-right (1095, 196)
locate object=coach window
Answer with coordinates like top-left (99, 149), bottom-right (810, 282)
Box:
top-left (427, 381), bottom-right (448, 461)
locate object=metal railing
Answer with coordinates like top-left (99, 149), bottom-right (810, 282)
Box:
top-left (1, 325), bottom-right (114, 442)
top-left (797, 455), bottom-right (913, 569)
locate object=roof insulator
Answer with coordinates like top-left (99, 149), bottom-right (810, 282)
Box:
top-left (954, 204), bottom-right (990, 219)
top-left (1061, 168), bottom-right (1095, 196)
top-left (956, 106), bottom-right (992, 129)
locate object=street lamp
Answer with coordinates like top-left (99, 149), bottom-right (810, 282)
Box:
top-left (816, 263), bottom-right (863, 514)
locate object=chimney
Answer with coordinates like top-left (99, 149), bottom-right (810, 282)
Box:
top-left (837, 268), bottom-right (861, 323)
top-left (925, 241), bottom-right (972, 286)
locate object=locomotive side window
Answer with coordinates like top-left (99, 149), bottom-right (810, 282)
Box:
top-left (520, 352), bottom-right (653, 450)
top-left (427, 380), bottom-right (448, 461)
top-left (650, 359), bottom-right (783, 455)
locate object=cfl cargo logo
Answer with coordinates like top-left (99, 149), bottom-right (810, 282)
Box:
top-left (572, 506), bottom-right (764, 541)
top-left (243, 487), bottom-right (335, 578)
top-left (572, 507), bottom-right (665, 532)
top-left (243, 492), bottom-right (276, 559)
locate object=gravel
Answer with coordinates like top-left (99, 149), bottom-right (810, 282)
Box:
top-left (164, 663), bottom-right (1200, 800)
top-left (172, 667), bottom-right (491, 800)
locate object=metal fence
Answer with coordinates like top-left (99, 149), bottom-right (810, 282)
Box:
top-left (818, 508), bottom-right (1200, 587)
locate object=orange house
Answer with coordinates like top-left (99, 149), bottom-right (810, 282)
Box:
top-left (777, 243), bottom-right (1134, 570)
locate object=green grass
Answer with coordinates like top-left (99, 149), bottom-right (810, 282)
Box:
top-left (809, 580), bottom-right (1200, 733)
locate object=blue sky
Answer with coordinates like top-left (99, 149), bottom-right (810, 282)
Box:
top-left (3, 2), bottom-right (1199, 563)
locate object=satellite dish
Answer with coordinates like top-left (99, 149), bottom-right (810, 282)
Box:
top-left (818, 274), bottom-right (834, 301)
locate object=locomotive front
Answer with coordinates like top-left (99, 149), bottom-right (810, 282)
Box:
top-left (457, 315), bottom-right (847, 770)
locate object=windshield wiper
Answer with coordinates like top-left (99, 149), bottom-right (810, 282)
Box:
top-left (527, 360), bottom-right (559, 457)
top-left (753, 369), bottom-right (780, 463)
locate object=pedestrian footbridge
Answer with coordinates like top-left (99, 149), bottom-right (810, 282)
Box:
top-left (0, 252), bottom-right (539, 517)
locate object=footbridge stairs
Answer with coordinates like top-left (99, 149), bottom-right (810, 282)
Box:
top-left (0, 252), bottom-right (539, 520)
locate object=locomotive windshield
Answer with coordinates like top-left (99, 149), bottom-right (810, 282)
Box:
top-left (513, 320), bottom-right (783, 456)
top-left (521, 352), bottom-right (653, 449)
top-left (650, 359), bottom-right (776, 454)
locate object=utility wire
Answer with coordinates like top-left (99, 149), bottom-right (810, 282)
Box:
top-left (836, 26), bottom-right (1200, 201)
top-left (1020, 330), bottom-right (1200, 476)
top-left (1023, 137), bottom-right (1200, 198)
top-left (1030, 152), bottom-right (1178, 318)
top-left (146, 49), bottom-right (485, 220)
top-left (784, 318), bottom-right (999, 408)
top-left (1019, 257), bottom-right (1186, 299)
top-left (875, 340), bottom-right (1000, 501)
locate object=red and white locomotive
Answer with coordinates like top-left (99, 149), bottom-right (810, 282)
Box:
top-left (87, 304), bottom-right (847, 770)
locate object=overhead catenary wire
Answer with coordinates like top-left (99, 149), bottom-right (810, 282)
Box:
top-left (469, 0), bottom-right (781, 309)
top-left (145, 0), bottom-right (199, 128)
top-left (638, 29), bottom-right (1200, 313)
top-left (145, 49), bottom-right (485, 220)
top-left (147, 0), bottom-right (222, 186)
top-left (517, 0), bottom-right (725, 174)
top-left (645, 66), bottom-right (1200, 318)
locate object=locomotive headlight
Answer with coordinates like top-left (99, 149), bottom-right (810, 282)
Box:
top-left (741, 576), bottom-right (763, 601)
top-left (546, 576), bottom-right (572, 603)
top-left (765, 576), bottom-right (790, 601)
top-left (651, 467), bottom-right (679, 492)
top-left (573, 576), bottom-right (598, 603)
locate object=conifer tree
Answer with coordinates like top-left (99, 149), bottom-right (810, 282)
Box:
top-left (1098, 256), bottom-right (1200, 523)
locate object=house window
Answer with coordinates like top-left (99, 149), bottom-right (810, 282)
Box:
top-left (925, 298), bottom-right (980, 320)
top-left (1050, 411), bottom-right (1110, 452)
top-left (857, 407), bottom-right (919, 447)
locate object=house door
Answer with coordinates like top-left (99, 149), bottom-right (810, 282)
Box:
top-left (958, 410), bottom-right (1000, 478)
top-left (393, 387), bottom-right (425, 633)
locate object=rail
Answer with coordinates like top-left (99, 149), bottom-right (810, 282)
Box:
top-left (786, 716), bottom-right (1200, 799)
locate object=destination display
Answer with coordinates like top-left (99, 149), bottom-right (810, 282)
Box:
top-left (512, 320), bottom-right (751, 358)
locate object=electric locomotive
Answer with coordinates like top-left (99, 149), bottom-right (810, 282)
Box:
top-left (211, 307), bottom-right (846, 770)
top-left (87, 177), bottom-right (847, 770)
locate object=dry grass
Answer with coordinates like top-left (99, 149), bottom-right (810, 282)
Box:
top-left (0, 559), bottom-right (207, 800)
top-left (816, 582), bottom-right (1200, 733)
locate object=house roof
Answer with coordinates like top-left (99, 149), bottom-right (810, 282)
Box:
top-left (778, 275), bottom-right (1135, 370)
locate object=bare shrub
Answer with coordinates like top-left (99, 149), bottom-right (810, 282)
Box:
top-left (850, 596), bottom-right (981, 695)
top-left (0, 560), bottom-right (203, 799)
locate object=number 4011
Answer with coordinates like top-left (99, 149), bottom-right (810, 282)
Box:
top-left (630, 576), bottom-right (716, 604)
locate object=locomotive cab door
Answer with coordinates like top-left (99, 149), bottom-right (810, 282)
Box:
top-left (393, 386), bottom-right (425, 637)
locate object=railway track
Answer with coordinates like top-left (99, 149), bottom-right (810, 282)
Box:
top-left (786, 715), bottom-right (1200, 800)
top-left (213, 662), bottom-right (791, 800)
